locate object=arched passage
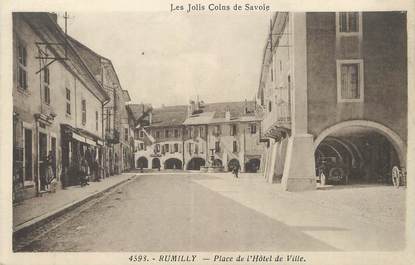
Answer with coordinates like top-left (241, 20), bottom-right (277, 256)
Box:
top-left (164, 158), bottom-right (183, 169)
top-left (245, 158), bottom-right (261, 173)
top-left (152, 158), bottom-right (161, 169)
top-left (186, 157), bottom-right (205, 170)
top-left (136, 156), bottom-right (148, 169)
top-left (314, 120), bottom-right (404, 185)
top-left (227, 159), bottom-right (240, 172)
top-left (213, 159), bottom-right (223, 167)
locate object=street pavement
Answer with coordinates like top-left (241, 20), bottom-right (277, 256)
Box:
top-left (19, 172), bottom-right (405, 252)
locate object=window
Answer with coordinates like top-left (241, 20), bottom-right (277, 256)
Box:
top-left (195, 144), bottom-right (199, 154)
top-left (268, 101), bottom-right (272, 112)
top-left (337, 12), bottom-right (361, 34)
top-left (43, 67), bottom-right (50, 105)
top-left (189, 127), bottom-right (193, 138)
top-left (230, 124), bottom-right (237, 136)
top-left (139, 143), bottom-right (144, 150)
top-left (156, 131), bottom-right (160, 138)
top-left (139, 130), bottom-right (144, 138)
top-left (174, 129), bottom-right (179, 137)
top-left (199, 127), bottom-right (204, 137)
top-left (165, 144), bottom-right (169, 152)
top-left (155, 144), bottom-right (160, 153)
top-left (233, 141), bottom-right (238, 153)
top-left (213, 125), bottom-right (221, 136)
top-left (336, 59), bottom-right (364, 102)
top-left (165, 130), bottom-right (169, 138)
top-left (250, 123), bottom-right (257, 134)
top-left (124, 128), bottom-right (128, 141)
top-left (174, 143), bottom-right (179, 152)
top-left (66, 88), bottom-right (71, 115)
top-left (17, 40), bottom-right (28, 90)
top-left (96, 111), bottom-right (99, 131)
top-left (81, 99), bottom-right (87, 125)
top-left (215, 141), bottom-right (220, 153)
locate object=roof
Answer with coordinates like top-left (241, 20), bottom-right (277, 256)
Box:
top-left (183, 112), bottom-right (215, 125)
top-left (201, 101), bottom-right (256, 119)
top-left (183, 100), bottom-right (260, 125)
top-left (149, 105), bottom-right (188, 127)
top-left (127, 104), bottom-right (152, 121)
top-left (67, 35), bottom-right (104, 77)
top-left (19, 13), bottom-right (109, 102)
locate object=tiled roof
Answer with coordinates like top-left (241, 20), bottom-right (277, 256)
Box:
top-left (127, 104), bottom-right (152, 121)
top-left (183, 112), bottom-right (215, 125)
top-left (201, 101), bottom-right (256, 119)
top-left (150, 105), bottom-right (188, 127)
top-left (66, 35), bottom-right (104, 76)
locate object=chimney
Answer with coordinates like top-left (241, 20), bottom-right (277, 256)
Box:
top-left (148, 111), bottom-right (153, 125)
top-left (225, 106), bottom-right (231, 120)
top-left (189, 100), bottom-right (195, 115)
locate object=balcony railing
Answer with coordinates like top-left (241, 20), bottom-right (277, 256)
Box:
top-left (261, 86), bottom-right (291, 136)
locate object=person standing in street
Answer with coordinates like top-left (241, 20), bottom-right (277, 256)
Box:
top-left (232, 163), bottom-right (240, 178)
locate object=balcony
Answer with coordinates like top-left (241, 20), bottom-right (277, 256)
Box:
top-left (261, 86), bottom-right (291, 140)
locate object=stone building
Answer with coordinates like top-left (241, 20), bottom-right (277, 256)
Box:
top-left (258, 12), bottom-right (407, 190)
top-left (12, 13), bottom-right (109, 201)
top-left (132, 100), bottom-right (266, 172)
top-left (68, 36), bottom-right (135, 176)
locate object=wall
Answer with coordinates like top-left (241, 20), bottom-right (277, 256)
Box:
top-left (13, 16), bottom-right (104, 198)
top-left (306, 12), bottom-right (407, 142)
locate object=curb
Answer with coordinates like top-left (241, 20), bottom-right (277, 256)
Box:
top-left (13, 174), bottom-right (137, 239)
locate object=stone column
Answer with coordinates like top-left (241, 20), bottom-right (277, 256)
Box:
top-left (281, 12), bottom-right (316, 191)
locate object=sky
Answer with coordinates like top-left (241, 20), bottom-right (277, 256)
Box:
top-left (58, 12), bottom-right (270, 107)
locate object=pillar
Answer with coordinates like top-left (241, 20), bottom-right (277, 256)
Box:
top-left (281, 12), bottom-right (316, 191)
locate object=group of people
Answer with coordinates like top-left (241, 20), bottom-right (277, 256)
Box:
top-left (79, 147), bottom-right (101, 187)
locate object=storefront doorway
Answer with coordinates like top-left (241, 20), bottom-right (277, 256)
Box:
top-left (38, 132), bottom-right (48, 191)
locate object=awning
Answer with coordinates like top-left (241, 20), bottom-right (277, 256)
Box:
top-left (61, 124), bottom-right (102, 147)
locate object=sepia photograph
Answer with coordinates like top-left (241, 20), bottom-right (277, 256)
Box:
top-left (0, 1), bottom-right (414, 264)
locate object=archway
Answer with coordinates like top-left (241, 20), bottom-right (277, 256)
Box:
top-left (213, 159), bottom-right (222, 167)
top-left (152, 158), bottom-right (161, 169)
top-left (227, 159), bottom-right (240, 172)
top-left (164, 158), bottom-right (183, 170)
top-left (186, 157), bottom-right (205, 170)
top-left (314, 120), bottom-right (404, 185)
top-left (245, 158), bottom-right (261, 173)
top-left (136, 157), bottom-right (148, 169)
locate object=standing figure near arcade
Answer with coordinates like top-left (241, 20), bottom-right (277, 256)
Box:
top-left (232, 163), bottom-right (241, 178)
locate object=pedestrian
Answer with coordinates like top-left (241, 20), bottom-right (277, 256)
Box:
top-left (80, 156), bottom-right (89, 187)
top-left (45, 151), bottom-right (55, 191)
top-left (232, 163), bottom-right (240, 178)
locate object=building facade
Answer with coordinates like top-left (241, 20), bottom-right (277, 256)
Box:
top-left (258, 12), bottom-right (407, 190)
top-left (12, 13), bottom-right (109, 201)
top-left (132, 100), bottom-right (266, 173)
top-left (68, 37), bottom-right (135, 176)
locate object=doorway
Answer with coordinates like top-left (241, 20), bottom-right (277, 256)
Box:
top-left (38, 132), bottom-right (47, 191)
top-left (24, 128), bottom-right (32, 182)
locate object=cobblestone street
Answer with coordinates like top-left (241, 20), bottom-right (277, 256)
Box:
top-left (17, 172), bottom-right (405, 252)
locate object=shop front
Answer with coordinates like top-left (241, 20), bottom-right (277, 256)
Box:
top-left (61, 124), bottom-right (104, 187)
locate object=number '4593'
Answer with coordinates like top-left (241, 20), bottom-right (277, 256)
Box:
top-left (129, 255), bottom-right (148, 262)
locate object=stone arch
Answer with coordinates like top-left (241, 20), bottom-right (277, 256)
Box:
top-left (227, 159), bottom-right (240, 172)
top-left (314, 120), bottom-right (405, 166)
top-left (136, 156), bottom-right (148, 169)
top-left (164, 158), bottom-right (183, 169)
top-left (187, 157), bottom-right (205, 170)
top-left (152, 158), bottom-right (161, 169)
